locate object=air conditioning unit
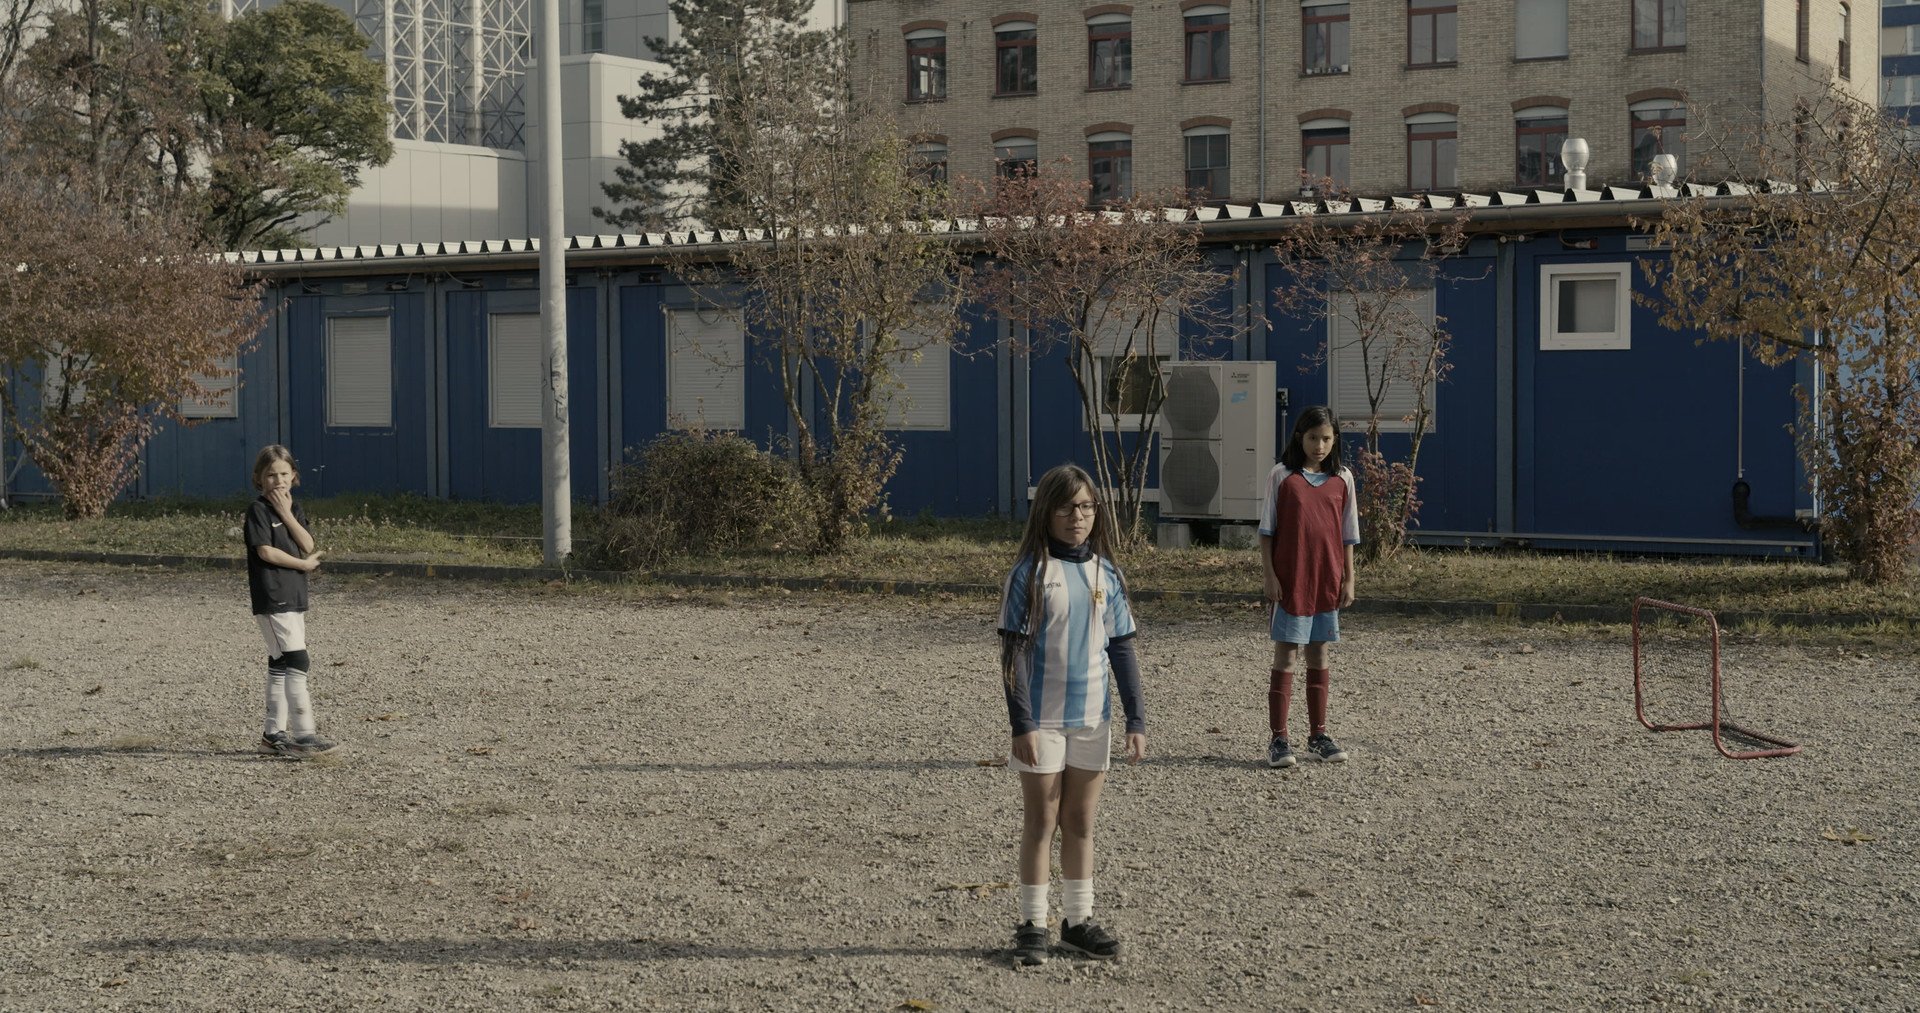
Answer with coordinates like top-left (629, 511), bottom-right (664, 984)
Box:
top-left (1157, 360), bottom-right (1276, 521)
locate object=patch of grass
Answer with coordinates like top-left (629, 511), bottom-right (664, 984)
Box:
top-left (193, 842), bottom-right (316, 866)
top-left (5, 499), bottom-right (1916, 622)
top-left (4, 657), bottom-right (43, 671)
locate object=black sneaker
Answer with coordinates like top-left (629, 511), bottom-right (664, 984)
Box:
top-left (1012, 920), bottom-right (1049, 966)
top-left (258, 731), bottom-right (299, 756)
top-left (1265, 735), bottom-right (1296, 768)
top-left (291, 733), bottom-right (341, 757)
top-left (1307, 734), bottom-right (1349, 763)
top-left (1056, 918), bottom-right (1120, 960)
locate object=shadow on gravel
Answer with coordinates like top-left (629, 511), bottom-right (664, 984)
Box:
top-left (580, 760), bottom-right (983, 774)
top-left (92, 936), bottom-right (989, 964)
top-left (0, 745), bottom-right (243, 760)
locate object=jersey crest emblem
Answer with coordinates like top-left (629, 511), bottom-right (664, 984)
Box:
top-left (1091, 586), bottom-right (1105, 606)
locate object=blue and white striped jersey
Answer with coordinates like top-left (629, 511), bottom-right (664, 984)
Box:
top-left (998, 551), bottom-right (1137, 731)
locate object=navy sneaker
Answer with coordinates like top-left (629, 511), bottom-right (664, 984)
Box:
top-left (1265, 735), bottom-right (1296, 768)
top-left (1307, 734), bottom-right (1349, 763)
top-left (1056, 919), bottom-right (1120, 960)
top-left (1012, 920), bottom-right (1049, 966)
top-left (258, 731), bottom-right (299, 756)
top-left (291, 733), bottom-right (341, 757)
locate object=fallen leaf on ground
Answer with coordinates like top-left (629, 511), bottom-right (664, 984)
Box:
top-left (466, 746), bottom-right (494, 756)
top-left (82, 685), bottom-right (103, 696)
top-left (897, 1001), bottom-right (937, 1011)
top-left (1821, 826), bottom-right (1876, 845)
top-left (937, 881), bottom-right (1013, 898)
top-left (364, 712), bottom-right (410, 722)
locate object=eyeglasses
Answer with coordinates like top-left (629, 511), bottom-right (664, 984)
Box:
top-left (1052, 502), bottom-right (1099, 518)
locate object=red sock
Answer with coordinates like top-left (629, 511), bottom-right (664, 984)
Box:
top-left (1306, 668), bottom-right (1331, 737)
top-left (1268, 669), bottom-right (1294, 737)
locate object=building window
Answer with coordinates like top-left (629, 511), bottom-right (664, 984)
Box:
top-left (1088, 132), bottom-right (1133, 204)
top-left (1838, 4), bottom-right (1851, 79)
top-left (1631, 0), bottom-right (1685, 51)
top-left (1407, 115), bottom-right (1458, 190)
top-left (180, 354), bottom-right (240, 419)
top-left (996, 22), bottom-right (1038, 96)
top-left (1302, 119), bottom-right (1351, 191)
top-left (1515, 108), bottom-right (1567, 186)
top-left (488, 313), bottom-right (542, 429)
top-left (880, 330), bottom-right (952, 431)
top-left (1086, 299), bottom-right (1180, 427)
top-left (1088, 14), bottom-right (1132, 89)
top-left (1884, 25), bottom-right (1920, 59)
top-left (581, 0), bottom-right (604, 53)
top-left (1328, 289), bottom-right (1437, 433)
top-left (667, 309), bottom-right (746, 431)
top-left (1184, 7), bottom-right (1230, 82)
top-left (1630, 101), bottom-right (1686, 180)
top-left (1515, 0), bottom-right (1568, 59)
top-left (1888, 76), bottom-right (1920, 108)
top-left (326, 315), bottom-right (393, 429)
top-left (1184, 126), bottom-right (1230, 199)
top-left (995, 135), bottom-right (1038, 179)
top-left (1408, 2), bottom-right (1456, 66)
top-left (1302, 2), bottom-right (1350, 74)
top-left (1795, 0), bottom-right (1809, 62)
top-left (906, 29), bottom-right (947, 102)
top-left (910, 142), bottom-right (949, 184)
top-left (1540, 262), bottom-right (1633, 351)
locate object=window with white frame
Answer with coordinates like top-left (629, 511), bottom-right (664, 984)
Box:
top-left (1540, 262), bottom-right (1633, 350)
top-left (327, 315), bottom-right (393, 428)
top-left (489, 313), bottom-right (542, 428)
top-left (1514, 0), bottom-right (1568, 59)
top-left (1327, 289), bottom-right (1437, 433)
top-left (180, 353), bottom-right (240, 418)
top-left (878, 328), bottom-right (951, 431)
top-left (1884, 25), bottom-right (1920, 58)
top-left (667, 307), bottom-right (746, 430)
top-left (40, 347), bottom-right (86, 410)
top-left (1085, 299), bottom-right (1180, 426)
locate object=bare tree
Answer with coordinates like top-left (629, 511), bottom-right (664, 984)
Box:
top-left (671, 28), bottom-right (971, 550)
top-left (1640, 94), bottom-right (1920, 584)
top-left (970, 165), bottom-right (1237, 546)
top-left (1268, 206), bottom-right (1476, 560)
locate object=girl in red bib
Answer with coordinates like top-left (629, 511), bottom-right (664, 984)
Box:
top-left (1257, 406), bottom-right (1359, 768)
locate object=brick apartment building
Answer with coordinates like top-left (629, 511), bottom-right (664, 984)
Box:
top-left (848, 0), bottom-right (1880, 200)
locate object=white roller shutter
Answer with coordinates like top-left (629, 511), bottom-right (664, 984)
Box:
top-left (1327, 289), bottom-right (1436, 434)
top-left (327, 315), bottom-right (393, 428)
top-left (667, 309), bottom-right (746, 430)
top-left (489, 313), bottom-right (543, 428)
top-left (180, 354), bottom-right (239, 418)
top-left (882, 331), bottom-right (950, 431)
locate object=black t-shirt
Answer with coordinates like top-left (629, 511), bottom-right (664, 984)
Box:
top-left (244, 497), bottom-right (310, 615)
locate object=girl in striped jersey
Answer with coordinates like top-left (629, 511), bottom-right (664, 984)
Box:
top-left (998, 464), bottom-right (1147, 966)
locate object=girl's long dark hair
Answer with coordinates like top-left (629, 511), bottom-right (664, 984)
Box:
top-left (1000, 464), bottom-right (1127, 687)
top-left (1280, 405), bottom-right (1346, 473)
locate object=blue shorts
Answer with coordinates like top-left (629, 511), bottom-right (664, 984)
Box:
top-left (1270, 607), bottom-right (1340, 645)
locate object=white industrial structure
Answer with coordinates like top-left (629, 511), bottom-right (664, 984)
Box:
top-left (214, 0), bottom-right (842, 247)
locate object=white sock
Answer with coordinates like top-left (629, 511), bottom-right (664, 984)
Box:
top-left (1061, 878), bottom-right (1094, 925)
top-left (1018, 882), bottom-right (1048, 925)
top-left (284, 667), bottom-right (316, 737)
top-left (262, 667), bottom-right (288, 736)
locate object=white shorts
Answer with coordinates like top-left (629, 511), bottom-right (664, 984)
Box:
top-left (255, 612), bottom-right (308, 656)
top-left (1009, 721), bottom-right (1112, 774)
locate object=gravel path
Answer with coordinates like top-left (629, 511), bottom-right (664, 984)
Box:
top-left (1, 560), bottom-right (1915, 1012)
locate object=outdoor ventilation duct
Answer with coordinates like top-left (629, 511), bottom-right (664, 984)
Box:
top-left (1561, 137), bottom-right (1590, 191)
top-left (1650, 154), bottom-right (1679, 187)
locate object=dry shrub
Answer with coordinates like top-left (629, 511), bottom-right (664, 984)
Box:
top-left (591, 430), bottom-right (820, 569)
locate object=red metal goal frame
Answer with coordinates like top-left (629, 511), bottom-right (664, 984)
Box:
top-left (1630, 596), bottom-right (1802, 759)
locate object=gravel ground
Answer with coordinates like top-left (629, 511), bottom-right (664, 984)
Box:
top-left (1, 559), bottom-right (1916, 1013)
